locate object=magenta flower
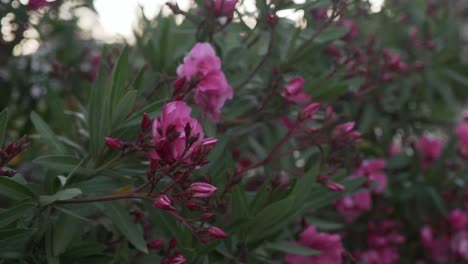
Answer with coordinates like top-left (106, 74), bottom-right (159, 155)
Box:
top-left (189, 182), bottom-right (217, 198)
top-left (447, 209), bottom-right (468, 231)
top-left (281, 76), bottom-right (311, 104)
top-left (176, 43), bottom-right (233, 122)
top-left (450, 231), bottom-right (468, 260)
top-left (169, 254), bottom-right (187, 264)
top-left (420, 226), bottom-right (450, 263)
top-left (27, 0), bottom-right (51, 10)
top-left (204, 0), bottom-right (238, 19)
top-left (416, 134), bottom-right (444, 170)
top-left (455, 121), bottom-right (468, 158)
top-left (338, 19), bottom-right (359, 42)
top-left (355, 159), bottom-right (387, 193)
top-left (152, 101), bottom-right (205, 164)
top-left (105, 137), bottom-right (123, 150)
top-left (359, 221), bottom-right (404, 264)
top-left (334, 191), bottom-right (372, 222)
top-left (285, 225), bottom-right (344, 264)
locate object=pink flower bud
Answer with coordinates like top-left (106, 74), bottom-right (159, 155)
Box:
top-left (208, 226), bottom-right (229, 239)
top-left (148, 239), bottom-right (164, 249)
top-left (169, 254), bottom-right (186, 264)
top-left (173, 77), bottom-right (186, 92)
top-left (105, 137), bottom-right (123, 150)
top-left (189, 182), bottom-right (218, 198)
top-left (201, 213), bottom-right (215, 221)
top-left (327, 182), bottom-right (345, 192)
top-left (154, 195), bottom-right (176, 211)
top-left (185, 201), bottom-right (198, 210)
top-left (266, 12), bottom-right (279, 27)
top-left (301, 103), bottom-right (321, 119)
top-left (141, 113), bottom-right (151, 130)
top-left (334, 122), bottom-right (355, 135)
top-left (169, 238), bottom-right (177, 248)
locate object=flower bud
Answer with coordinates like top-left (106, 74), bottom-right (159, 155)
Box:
top-left (141, 113), bottom-right (151, 131)
top-left (148, 239), bottom-right (164, 250)
top-left (189, 182), bottom-right (218, 198)
top-left (327, 182), bottom-right (345, 192)
top-left (154, 195), bottom-right (176, 211)
top-left (105, 137), bottom-right (123, 150)
top-left (169, 254), bottom-right (186, 264)
top-left (169, 238), bottom-right (177, 248)
top-left (266, 12), bottom-right (279, 27)
top-left (208, 226), bottom-right (229, 239)
top-left (301, 103), bottom-right (321, 120)
top-left (201, 212), bottom-right (215, 221)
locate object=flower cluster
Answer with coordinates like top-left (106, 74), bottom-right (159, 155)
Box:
top-left (286, 225), bottom-right (344, 264)
top-left (421, 208), bottom-right (468, 263)
top-left (0, 136), bottom-right (28, 177)
top-left (358, 221), bottom-right (405, 264)
top-left (174, 43), bottom-right (233, 122)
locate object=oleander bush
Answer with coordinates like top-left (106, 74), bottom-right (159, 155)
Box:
top-left (1, 0), bottom-right (468, 263)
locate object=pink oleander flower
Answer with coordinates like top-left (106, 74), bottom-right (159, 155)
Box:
top-left (388, 140), bottom-right (401, 157)
top-left (176, 43), bottom-right (233, 122)
top-left (281, 76), bottom-right (311, 104)
top-left (334, 191), bottom-right (372, 222)
top-left (447, 209), bottom-right (468, 231)
top-left (152, 101), bottom-right (205, 164)
top-left (189, 182), bottom-right (217, 198)
top-left (420, 226), bottom-right (450, 263)
top-left (455, 121), bottom-right (468, 158)
top-left (383, 50), bottom-right (408, 74)
top-left (285, 226), bottom-right (344, 264)
top-left (27, 0), bottom-right (52, 10)
top-left (416, 134), bottom-right (444, 170)
top-left (338, 19), bottom-right (359, 42)
top-left (355, 159), bottom-right (387, 193)
top-left (450, 231), bottom-right (468, 260)
top-left (204, 0), bottom-right (238, 19)
top-left (359, 221), bottom-right (404, 264)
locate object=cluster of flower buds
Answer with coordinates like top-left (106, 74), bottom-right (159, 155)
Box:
top-left (421, 207), bottom-right (468, 263)
top-left (355, 220), bottom-right (405, 264)
top-left (0, 136), bottom-right (29, 177)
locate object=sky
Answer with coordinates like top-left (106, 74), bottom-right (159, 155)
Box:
top-left (92, 0), bottom-right (385, 42)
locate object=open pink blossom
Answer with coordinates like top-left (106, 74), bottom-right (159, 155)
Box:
top-left (451, 231), bottom-right (468, 260)
top-left (420, 226), bottom-right (450, 263)
top-left (285, 226), bottom-right (344, 264)
top-left (281, 76), bottom-right (311, 104)
top-left (455, 121), bottom-right (468, 158)
top-left (355, 159), bottom-right (387, 193)
top-left (334, 191), bottom-right (372, 222)
top-left (204, 0), bottom-right (238, 19)
top-left (176, 43), bottom-right (233, 121)
top-left (447, 209), bottom-right (468, 231)
top-left (152, 101), bottom-right (205, 164)
top-left (338, 19), bottom-right (359, 42)
top-left (416, 135), bottom-right (444, 170)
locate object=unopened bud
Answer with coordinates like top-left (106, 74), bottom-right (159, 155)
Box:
top-left (189, 182), bottom-right (217, 198)
top-left (208, 226), bottom-right (229, 239)
top-left (154, 195), bottom-right (176, 211)
top-left (105, 137), bottom-right (123, 150)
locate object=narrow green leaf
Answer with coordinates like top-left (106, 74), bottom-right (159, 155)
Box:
top-left (0, 202), bottom-right (37, 228)
top-left (112, 90), bottom-right (137, 126)
top-left (103, 202), bottom-right (148, 254)
top-left (110, 47), bottom-right (129, 112)
top-left (267, 241), bottom-right (320, 256)
top-left (40, 188), bottom-right (82, 206)
top-left (0, 177), bottom-right (36, 201)
top-left (30, 111), bottom-right (66, 154)
top-left (53, 213), bottom-right (80, 256)
top-left (0, 108), bottom-right (8, 147)
top-left (34, 155), bottom-right (88, 174)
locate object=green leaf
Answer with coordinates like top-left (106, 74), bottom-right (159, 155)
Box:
top-left (112, 90), bottom-right (137, 127)
top-left (110, 47), bottom-right (129, 112)
top-left (34, 155), bottom-right (89, 174)
top-left (40, 188), bottom-right (82, 206)
top-left (0, 228), bottom-right (36, 253)
top-left (0, 177), bottom-right (36, 201)
top-left (291, 163), bottom-right (319, 209)
top-left (0, 202), bottom-right (37, 228)
top-left (0, 108), bottom-right (8, 147)
top-left (231, 186), bottom-right (250, 223)
top-left (267, 241), bottom-right (320, 256)
top-left (315, 27), bottom-right (349, 43)
top-left (52, 213), bottom-right (80, 256)
top-left (102, 202), bottom-right (148, 254)
top-left (30, 112), bottom-right (66, 154)
top-left (64, 242), bottom-right (106, 258)
top-left (248, 196), bottom-right (296, 242)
